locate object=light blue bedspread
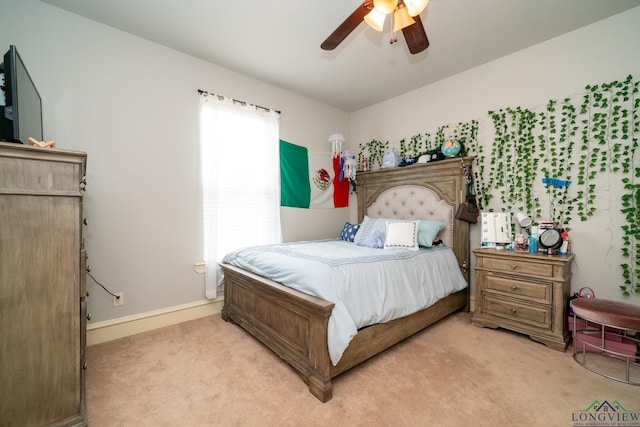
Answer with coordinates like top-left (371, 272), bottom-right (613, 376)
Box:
top-left (222, 239), bottom-right (467, 365)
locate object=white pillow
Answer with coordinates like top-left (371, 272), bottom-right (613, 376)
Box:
top-left (384, 220), bottom-right (419, 251)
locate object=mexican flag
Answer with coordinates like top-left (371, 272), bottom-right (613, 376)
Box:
top-left (280, 140), bottom-right (349, 209)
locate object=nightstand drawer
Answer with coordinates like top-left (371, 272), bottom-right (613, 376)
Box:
top-left (484, 295), bottom-right (552, 330)
top-left (482, 257), bottom-right (552, 277)
top-left (485, 275), bottom-right (551, 304)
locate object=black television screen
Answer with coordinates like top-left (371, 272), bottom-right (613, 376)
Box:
top-left (0, 45), bottom-right (43, 144)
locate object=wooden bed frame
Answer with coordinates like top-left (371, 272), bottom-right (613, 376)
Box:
top-left (221, 157), bottom-right (472, 402)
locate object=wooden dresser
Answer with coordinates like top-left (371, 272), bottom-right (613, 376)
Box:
top-left (471, 248), bottom-right (574, 351)
top-left (0, 142), bottom-right (88, 426)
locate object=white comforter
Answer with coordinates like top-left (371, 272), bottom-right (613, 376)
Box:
top-left (222, 240), bottom-right (467, 365)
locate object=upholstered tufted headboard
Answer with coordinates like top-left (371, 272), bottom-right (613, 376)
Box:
top-left (356, 157), bottom-right (472, 284)
top-left (365, 185), bottom-right (454, 248)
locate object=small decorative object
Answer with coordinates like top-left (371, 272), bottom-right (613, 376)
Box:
top-left (381, 148), bottom-right (400, 169)
top-left (28, 137), bottom-right (55, 148)
top-left (568, 286), bottom-right (595, 316)
top-left (441, 139), bottom-right (461, 157)
top-left (514, 234), bottom-right (528, 252)
top-left (339, 150), bottom-right (357, 181)
top-left (538, 228), bottom-right (563, 254)
top-left (515, 212), bottom-right (532, 228)
top-left (480, 212), bottom-right (511, 246)
top-left (560, 230), bottom-right (570, 255)
top-left (542, 177), bottom-right (572, 188)
top-left (398, 157), bottom-right (416, 167)
top-left (430, 152), bottom-right (445, 162)
top-left (457, 158), bottom-right (479, 224)
top-left (576, 287), bottom-right (595, 299)
top-left (328, 133), bottom-right (344, 158)
top-left (456, 201), bottom-right (479, 223)
top-left (538, 220), bottom-right (554, 231)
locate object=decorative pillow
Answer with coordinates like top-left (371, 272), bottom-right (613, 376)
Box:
top-left (339, 222), bottom-right (360, 242)
top-left (353, 215), bottom-right (396, 245)
top-left (417, 220), bottom-right (447, 247)
top-left (384, 220), bottom-right (419, 251)
top-left (356, 229), bottom-right (385, 249)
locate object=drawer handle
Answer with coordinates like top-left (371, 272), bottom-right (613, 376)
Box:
top-left (511, 308), bottom-right (517, 314)
top-left (510, 285), bottom-right (518, 291)
top-left (511, 264), bottom-right (518, 270)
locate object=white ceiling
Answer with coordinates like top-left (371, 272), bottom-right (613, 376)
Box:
top-left (42, 0), bottom-right (640, 112)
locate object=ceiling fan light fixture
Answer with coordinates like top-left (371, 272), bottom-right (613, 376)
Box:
top-left (364, 8), bottom-right (387, 32)
top-left (404, 0), bottom-right (429, 17)
top-left (392, 5), bottom-right (415, 32)
top-left (372, 0), bottom-right (398, 15)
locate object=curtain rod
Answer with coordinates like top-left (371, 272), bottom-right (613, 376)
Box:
top-left (197, 89), bottom-right (281, 114)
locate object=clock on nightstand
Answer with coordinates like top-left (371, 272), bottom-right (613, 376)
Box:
top-left (471, 248), bottom-right (574, 351)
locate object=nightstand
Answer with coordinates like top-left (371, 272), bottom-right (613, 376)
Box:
top-left (471, 248), bottom-right (574, 351)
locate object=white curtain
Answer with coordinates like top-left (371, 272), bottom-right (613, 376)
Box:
top-left (199, 94), bottom-right (282, 299)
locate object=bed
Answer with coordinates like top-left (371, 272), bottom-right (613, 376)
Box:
top-left (221, 156), bottom-right (472, 402)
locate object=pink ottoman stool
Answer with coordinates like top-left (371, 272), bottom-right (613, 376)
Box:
top-left (571, 298), bottom-right (640, 385)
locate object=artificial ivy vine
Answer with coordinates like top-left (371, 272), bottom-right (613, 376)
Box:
top-left (356, 75), bottom-right (640, 296)
top-left (358, 139), bottom-right (389, 169)
top-left (486, 107), bottom-right (541, 219)
top-left (593, 76), bottom-right (640, 296)
top-left (358, 121), bottom-right (480, 179)
top-left (536, 99), bottom-right (576, 227)
top-left (480, 75), bottom-right (639, 296)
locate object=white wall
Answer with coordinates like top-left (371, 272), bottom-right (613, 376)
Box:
top-left (350, 7), bottom-right (640, 302)
top-left (0, 0), bottom-right (351, 323)
top-left (3, 1), bottom-right (638, 328)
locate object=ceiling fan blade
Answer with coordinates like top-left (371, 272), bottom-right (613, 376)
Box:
top-left (401, 14), bottom-right (429, 54)
top-left (321, 1), bottom-right (371, 51)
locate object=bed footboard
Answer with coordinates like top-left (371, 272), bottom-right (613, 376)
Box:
top-left (221, 264), bottom-right (335, 402)
top-left (222, 264), bottom-right (467, 402)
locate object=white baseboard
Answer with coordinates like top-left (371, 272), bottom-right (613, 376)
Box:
top-left (87, 294), bottom-right (475, 346)
top-left (87, 298), bottom-right (223, 346)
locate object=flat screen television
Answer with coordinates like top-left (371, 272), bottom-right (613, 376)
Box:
top-left (0, 45), bottom-right (43, 144)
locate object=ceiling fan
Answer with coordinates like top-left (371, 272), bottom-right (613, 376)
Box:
top-left (321, 0), bottom-right (430, 54)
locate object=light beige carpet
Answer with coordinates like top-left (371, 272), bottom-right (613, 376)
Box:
top-left (86, 312), bottom-right (640, 426)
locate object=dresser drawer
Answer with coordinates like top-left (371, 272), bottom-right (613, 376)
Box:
top-left (0, 156), bottom-right (84, 195)
top-left (483, 295), bottom-right (552, 330)
top-left (485, 274), bottom-right (551, 304)
top-left (482, 256), bottom-right (553, 277)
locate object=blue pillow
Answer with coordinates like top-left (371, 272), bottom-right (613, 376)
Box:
top-left (357, 229), bottom-right (385, 249)
top-left (417, 220), bottom-right (447, 247)
top-left (353, 215), bottom-right (396, 245)
top-left (340, 222), bottom-right (360, 242)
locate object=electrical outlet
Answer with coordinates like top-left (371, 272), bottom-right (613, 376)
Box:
top-left (113, 292), bottom-right (124, 307)
top-left (194, 262), bottom-right (205, 274)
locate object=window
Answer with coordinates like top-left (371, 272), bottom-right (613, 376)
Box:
top-left (199, 94), bottom-right (281, 298)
